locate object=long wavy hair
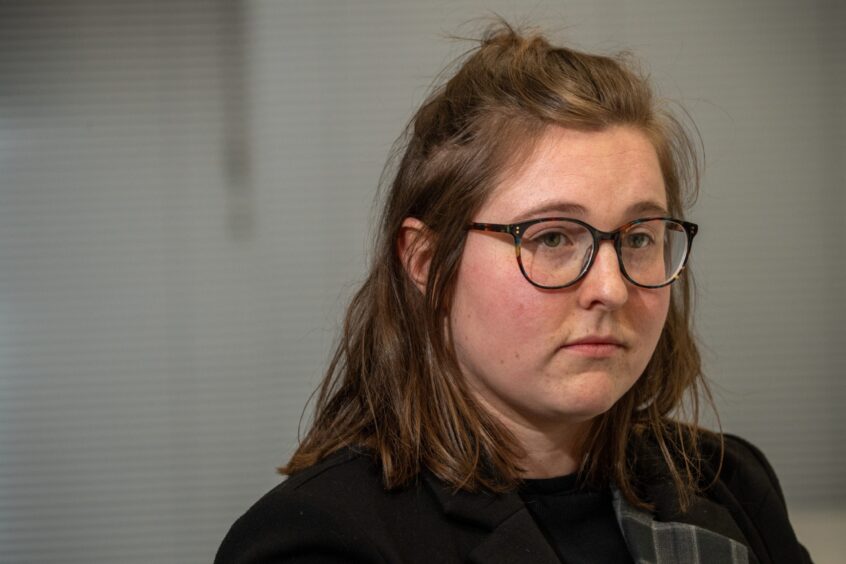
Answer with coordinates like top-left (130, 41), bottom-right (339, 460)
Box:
top-left (283, 22), bottom-right (712, 510)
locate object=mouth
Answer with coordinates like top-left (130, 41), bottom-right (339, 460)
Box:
top-left (561, 336), bottom-right (626, 358)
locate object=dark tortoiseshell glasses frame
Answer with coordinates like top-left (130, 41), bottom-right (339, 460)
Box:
top-left (467, 216), bottom-right (699, 289)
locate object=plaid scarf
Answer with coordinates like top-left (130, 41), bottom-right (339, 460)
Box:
top-left (613, 488), bottom-right (753, 564)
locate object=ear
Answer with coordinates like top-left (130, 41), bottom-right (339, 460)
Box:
top-left (397, 217), bottom-right (433, 294)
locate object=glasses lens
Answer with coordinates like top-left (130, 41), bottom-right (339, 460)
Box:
top-left (620, 219), bottom-right (689, 287)
top-left (518, 219), bottom-right (690, 288)
top-left (520, 220), bottom-right (594, 287)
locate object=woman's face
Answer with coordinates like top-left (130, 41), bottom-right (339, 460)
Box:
top-left (450, 125), bottom-right (671, 437)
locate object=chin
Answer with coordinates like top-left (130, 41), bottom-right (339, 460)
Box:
top-left (545, 379), bottom-right (631, 422)
top-left (553, 402), bottom-right (619, 424)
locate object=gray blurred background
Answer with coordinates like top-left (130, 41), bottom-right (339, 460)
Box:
top-left (1, 1), bottom-right (843, 562)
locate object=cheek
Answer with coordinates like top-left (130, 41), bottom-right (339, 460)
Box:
top-left (452, 288), bottom-right (562, 385)
top-left (632, 287), bottom-right (671, 346)
top-left (653, 289), bottom-right (671, 328)
top-left (452, 271), bottom-right (516, 343)
top-left (455, 237), bottom-right (522, 313)
top-left (451, 243), bottom-right (542, 359)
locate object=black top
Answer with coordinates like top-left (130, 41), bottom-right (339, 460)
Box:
top-left (519, 474), bottom-right (634, 564)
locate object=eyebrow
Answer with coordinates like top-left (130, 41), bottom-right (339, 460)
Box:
top-left (517, 199), bottom-right (669, 221)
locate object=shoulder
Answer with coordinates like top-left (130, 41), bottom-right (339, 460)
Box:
top-left (697, 432), bottom-right (789, 511)
top-left (635, 428), bottom-right (811, 563)
top-left (214, 448), bottom-right (475, 564)
top-left (272, 446), bottom-right (388, 506)
top-left (641, 428), bottom-right (788, 505)
top-left (215, 448), bottom-right (394, 564)
top-left (696, 432), bottom-right (812, 564)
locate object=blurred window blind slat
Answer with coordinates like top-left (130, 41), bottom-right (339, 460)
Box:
top-left (0, 2), bottom-right (267, 563)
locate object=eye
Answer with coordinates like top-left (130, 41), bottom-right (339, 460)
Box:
top-left (624, 232), bottom-right (654, 249)
top-left (522, 220), bottom-right (587, 251)
top-left (537, 230), bottom-right (570, 248)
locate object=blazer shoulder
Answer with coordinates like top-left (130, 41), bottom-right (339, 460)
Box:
top-left (700, 432), bottom-right (812, 564)
top-left (281, 447), bottom-right (384, 494)
top-left (215, 448), bottom-right (390, 564)
top-left (707, 433), bottom-right (787, 507)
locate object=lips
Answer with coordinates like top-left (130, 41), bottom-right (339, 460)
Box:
top-left (561, 336), bottom-right (625, 357)
top-left (567, 336), bottom-right (624, 346)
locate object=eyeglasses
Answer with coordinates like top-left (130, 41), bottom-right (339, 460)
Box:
top-left (467, 217), bottom-right (698, 289)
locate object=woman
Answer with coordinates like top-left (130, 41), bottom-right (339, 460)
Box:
top-left (216, 24), bottom-right (811, 564)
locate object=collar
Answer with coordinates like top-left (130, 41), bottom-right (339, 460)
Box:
top-left (421, 470), bottom-right (562, 564)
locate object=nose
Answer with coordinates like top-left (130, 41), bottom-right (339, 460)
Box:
top-left (576, 241), bottom-right (629, 310)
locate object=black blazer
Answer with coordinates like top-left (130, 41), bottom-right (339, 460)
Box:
top-left (215, 434), bottom-right (811, 563)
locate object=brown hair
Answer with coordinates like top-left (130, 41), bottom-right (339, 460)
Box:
top-left (283, 22), bottom-right (712, 510)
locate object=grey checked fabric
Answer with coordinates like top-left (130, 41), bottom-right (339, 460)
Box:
top-left (612, 489), bottom-right (750, 564)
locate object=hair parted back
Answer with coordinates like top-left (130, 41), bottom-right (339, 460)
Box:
top-left (283, 21), bottom-right (712, 510)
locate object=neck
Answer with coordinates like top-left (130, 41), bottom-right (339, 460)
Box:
top-left (514, 420), bottom-right (590, 478)
top-left (473, 393), bottom-right (592, 478)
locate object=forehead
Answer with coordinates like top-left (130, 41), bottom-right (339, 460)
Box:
top-left (479, 125), bottom-right (667, 224)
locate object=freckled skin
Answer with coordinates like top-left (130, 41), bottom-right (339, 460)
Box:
top-left (450, 126), bottom-right (671, 470)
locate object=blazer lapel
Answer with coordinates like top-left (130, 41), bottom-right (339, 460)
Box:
top-left (465, 508), bottom-right (562, 564)
top-left (421, 472), bottom-right (561, 564)
top-left (644, 480), bottom-right (753, 548)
